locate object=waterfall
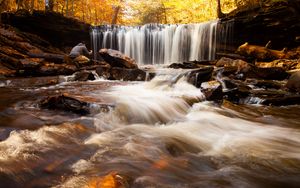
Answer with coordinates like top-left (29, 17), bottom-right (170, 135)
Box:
top-left (91, 20), bottom-right (233, 65)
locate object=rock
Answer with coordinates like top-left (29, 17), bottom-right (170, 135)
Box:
top-left (110, 67), bottom-right (146, 81)
top-left (201, 81), bottom-right (223, 101)
top-left (37, 63), bottom-right (77, 76)
top-left (19, 58), bottom-right (43, 69)
top-left (72, 55), bottom-right (91, 67)
top-left (99, 49), bottom-right (138, 69)
top-left (0, 64), bottom-right (16, 77)
top-left (0, 46), bottom-right (27, 59)
top-left (237, 42), bottom-right (287, 61)
top-left (95, 66), bottom-right (111, 79)
top-left (239, 64), bottom-right (289, 80)
top-left (187, 67), bottom-right (214, 88)
top-left (262, 95), bottom-right (300, 106)
top-left (255, 59), bottom-right (300, 71)
top-left (168, 62), bottom-right (200, 69)
top-left (247, 79), bottom-right (283, 89)
top-left (286, 71), bottom-right (300, 92)
top-left (0, 52), bottom-right (22, 69)
top-left (222, 79), bottom-right (251, 103)
top-left (73, 71), bottom-right (95, 81)
top-left (40, 95), bottom-right (90, 115)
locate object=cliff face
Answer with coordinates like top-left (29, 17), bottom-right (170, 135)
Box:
top-left (1, 10), bottom-right (91, 51)
top-left (219, 1), bottom-right (300, 51)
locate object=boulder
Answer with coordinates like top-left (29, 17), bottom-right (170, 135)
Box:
top-left (286, 71), bottom-right (300, 92)
top-left (37, 63), bottom-right (77, 76)
top-left (242, 65), bottom-right (289, 80)
top-left (110, 67), bottom-right (146, 81)
top-left (201, 81), bottom-right (223, 101)
top-left (99, 49), bottom-right (138, 69)
top-left (72, 55), bottom-right (91, 67)
top-left (95, 66), bottom-right (111, 79)
top-left (247, 79), bottom-right (283, 89)
top-left (40, 95), bottom-right (90, 115)
top-left (73, 71), bottom-right (95, 81)
top-left (187, 67), bottom-right (214, 88)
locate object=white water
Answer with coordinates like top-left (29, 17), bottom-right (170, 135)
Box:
top-left (91, 21), bottom-right (220, 65)
top-left (1, 69), bottom-right (300, 187)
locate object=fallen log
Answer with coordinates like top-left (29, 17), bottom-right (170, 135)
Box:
top-left (237, 42), bottom-right (287, 61)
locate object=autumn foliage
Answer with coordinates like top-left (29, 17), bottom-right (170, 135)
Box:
top-left (1, 0), bottom-right (279, 25)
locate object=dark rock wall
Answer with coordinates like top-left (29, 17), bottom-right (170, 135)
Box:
top-left (1, 10), bottom-right (91, 51)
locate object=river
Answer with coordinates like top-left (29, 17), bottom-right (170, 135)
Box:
top-left (0, 67), bottom-right (300, 188)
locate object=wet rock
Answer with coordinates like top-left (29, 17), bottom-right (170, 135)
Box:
top-left (0, 52), bottom-right (22, 69)
top-left (168, 62), bottom-right (200, 69)
top-left (40, 95), bottom-right (90, 115)
top-left (201, 81), bottom-right (223, 101)
top-left (37, 63), bottom-right (77, 76)
top-left (222, 79), bottom-right (251, 103)
top-left (247, 79), bottom-right (283, 89)
top-left (99, 48), bottom-right (138, 69)
top-left (0, 46), bottom-right (27, 59)
top-left (255, 59), bottom-right (300, 71)
top-left (72, 55), bottom-right (91, 67)
top-left (110, 67), bottom-right (146, 81)
top-left (187, 67), bottom-right (214, 88)
top-left (242, 65), bottom-right (289, 80)
top-left (73, 71), bottom-right (95, 81)
top-left (0, 64), bottom-right (16, 77)
top-left (20, 58), bottom-right (43, 69)
top-left (286, 71), bottom-right (300, 92)
top-left (95, 65), bottom-right (111, 79)
top-left (262, 95), bottom-right (300, 106)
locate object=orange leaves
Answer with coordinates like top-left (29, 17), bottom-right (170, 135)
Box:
top-left (88, 172), bottom-right (128, 188)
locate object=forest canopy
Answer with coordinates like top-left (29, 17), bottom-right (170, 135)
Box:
top-left (0, 0), bottom-right (285, 25)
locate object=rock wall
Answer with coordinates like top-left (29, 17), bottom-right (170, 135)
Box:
top-left (1, 10), bottom-right (91, 51)
top-left (219, 1), bottom-right (300, 51)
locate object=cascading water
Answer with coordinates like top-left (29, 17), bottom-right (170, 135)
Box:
top-left (91, 21), bottom-right (233, 65)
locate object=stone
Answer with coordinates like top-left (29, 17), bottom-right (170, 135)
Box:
top-left (187, 67), bottom-right (214, 88)
top-left (242, 65), bottom-right (289, 80)
top-left (168, 62), bottom-right (200, 69)
top-left (72, 55), bottom-right (91, 67)
top-left (95, 66), bottom-right (111, 79)
top-left (286, 71), bottom-right (300, 92)
top-left (110, 67), bottom-right (146, 81)
top-left (255, 59), bottom-right (300, 71)
top-left (20, 58), bottom-right (43, 69)
top-left (262, 95), bottom-right (300, 106)
top-left (40, 95), bottom-right (90, 115)
top-left (99, 48), bottom-right (138, 69)
top-left (73, 71), bottom-right (95, 81)
top-left (201, 81), bottom-right (223, 101)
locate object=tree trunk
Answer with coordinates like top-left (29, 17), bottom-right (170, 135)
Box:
top-left (17, 0), bottom-right (21, 10)
top-left (217, 0), bottom-right (225, 18)
top-left (71, 0), bottom-right (74, 16)
top-left (111, 5), bottom-right (120, 25)
top-left (30, 0), bottom-right (34, 12)
top-left (66, 0), bottom-right (69, 16)
top-left (46, 0), bottom-right (54, 11)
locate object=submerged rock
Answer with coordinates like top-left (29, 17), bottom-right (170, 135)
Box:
top-left (169, 62), bottom-right (200, 69)
top-left (110, 67), bottom-right (146, 81)
top-left (40, 95), bottom-right (90, 115)
top-left (99, 48), bottom-right (138, 69)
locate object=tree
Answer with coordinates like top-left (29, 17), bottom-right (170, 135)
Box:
top-left (217, 0), bottom-right (225, 18)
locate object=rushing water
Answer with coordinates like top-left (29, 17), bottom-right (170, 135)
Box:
top-left (0, 68), bottom-right (300, 188)
top-left (91, 21), bottom-right (233, 65)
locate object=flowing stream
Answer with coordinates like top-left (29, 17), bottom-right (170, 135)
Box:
top-left (0, 68), bottom-right (300, 188)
